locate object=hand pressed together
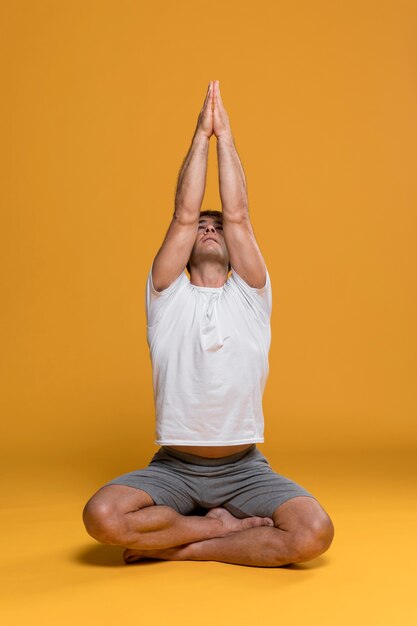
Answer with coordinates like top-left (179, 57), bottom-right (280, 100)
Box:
top-left (196, 80), bottom-right (232, 140)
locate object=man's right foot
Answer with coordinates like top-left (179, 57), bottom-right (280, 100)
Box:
top-left (205, 506), bottom-right (274, 534)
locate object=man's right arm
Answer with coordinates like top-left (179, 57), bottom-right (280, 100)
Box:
top-left (152, 83), bottom-right (214, 292)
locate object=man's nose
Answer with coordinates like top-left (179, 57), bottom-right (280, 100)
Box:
top-left (205, 225), bottom-right (215, 232)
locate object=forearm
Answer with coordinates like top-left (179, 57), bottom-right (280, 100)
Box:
top-left (217, 132), bottom-right (248, 220)
top-left (174, 129), bottom-right (209, 222)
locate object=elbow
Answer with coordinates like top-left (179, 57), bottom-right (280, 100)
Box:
top-left (173, 209), bottom-right (199, 226)
top-left (222, 209), bottom-right (250, 224)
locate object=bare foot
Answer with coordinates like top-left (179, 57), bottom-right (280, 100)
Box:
top-left (205, 507), bottom-right (274, 533)
top-left (123, 507), bottom-right (275, 564)
top-left (123, 545), bottom-right (188, 564)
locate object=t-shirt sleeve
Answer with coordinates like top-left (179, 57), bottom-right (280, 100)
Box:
top-left (145, 261), bottom-right (189, 326)
top-left (229, 265), bottom-right (272, 320)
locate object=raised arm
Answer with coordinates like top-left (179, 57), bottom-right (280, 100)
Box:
top-left (152, 82), bottom-right (214, 292)
top-left (214, 81), bottom-right (266, 289)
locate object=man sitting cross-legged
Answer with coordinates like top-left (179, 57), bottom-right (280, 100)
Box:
top-left (82, 80), bottom-right (334, 567)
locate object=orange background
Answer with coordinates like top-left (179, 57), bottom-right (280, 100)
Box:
top-left (1, 2), bottom-right (417, 624)
top-left (2, 0), bottom-right (416, 464)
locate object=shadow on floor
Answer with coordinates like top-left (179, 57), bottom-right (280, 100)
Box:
top-left (282, 556), bottom-right (330, 570)
top-left (75, 544), bottom-right (160, 568)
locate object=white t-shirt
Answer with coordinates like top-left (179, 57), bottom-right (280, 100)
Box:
top-left (145, 263), bottom-right (272, 445)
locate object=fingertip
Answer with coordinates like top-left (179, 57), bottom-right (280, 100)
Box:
top-left (214, 80), bottom-right (221, 99)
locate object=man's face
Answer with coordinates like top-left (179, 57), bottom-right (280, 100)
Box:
top-left (189, 216), bottom-right (230, 270)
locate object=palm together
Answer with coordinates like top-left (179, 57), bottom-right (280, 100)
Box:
top-left (197, 80), bottom-right (231, 139)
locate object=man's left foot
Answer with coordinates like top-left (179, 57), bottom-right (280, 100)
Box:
top-left (123, 546), bottom-right (186, 564)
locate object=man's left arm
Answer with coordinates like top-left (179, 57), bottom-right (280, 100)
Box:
top-left (214, 81), bottom-right (266, 289)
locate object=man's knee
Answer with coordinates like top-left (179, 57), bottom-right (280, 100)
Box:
top-left (288, 513), bottom-right (335, 563)
top-left (271, 497), bottom-right (335, 564)
top-left (82, 496), bottom-right (123, 545)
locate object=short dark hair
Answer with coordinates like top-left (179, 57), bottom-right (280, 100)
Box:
top-left (186, 210), bottom-right (231, 274)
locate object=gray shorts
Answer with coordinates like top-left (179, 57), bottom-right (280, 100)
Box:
top-left (104, 445), bottom-right (316, 518)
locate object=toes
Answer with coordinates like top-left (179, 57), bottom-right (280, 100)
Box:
top-left (242, 515), bottom-right (275, 529)
top-left (124, 556), bottom-right (141, 564)
top-left (123, 549), bottom-right (144, 563)
top-left (124, 553), bottom-right (145, 564)
top-left (241, 516), bottom-right (263, 529)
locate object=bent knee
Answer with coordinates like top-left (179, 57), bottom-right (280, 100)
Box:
top-left (289, 515), bottom-right (335, 563)
top-left (83, 497), bottom-right (123, 545)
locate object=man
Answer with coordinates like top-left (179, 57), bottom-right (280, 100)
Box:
top-left (83, 80), bottom-right (334, 567)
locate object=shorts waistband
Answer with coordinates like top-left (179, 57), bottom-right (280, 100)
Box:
top-left (160, 445), bottom-right (256, 466)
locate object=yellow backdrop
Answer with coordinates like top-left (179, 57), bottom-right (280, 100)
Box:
top-left (1, 0), bottom-right (416, 468)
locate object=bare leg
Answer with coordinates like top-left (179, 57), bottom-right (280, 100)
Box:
top-left (124, 497), bottom-right (335, 567)
top-left (83, 485), bottom-right (274, 551)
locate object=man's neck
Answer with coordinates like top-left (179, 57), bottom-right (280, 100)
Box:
top-left (189, 264), bottom-right (229, 288)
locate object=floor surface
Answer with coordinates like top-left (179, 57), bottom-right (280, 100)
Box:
top-left (1, 447), bottom-right (416, 625)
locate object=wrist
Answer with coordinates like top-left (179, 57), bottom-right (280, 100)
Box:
top-left (216, 130), bottom-right (234, 144)
top-left (193, 128), bottom-right (211, 143)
